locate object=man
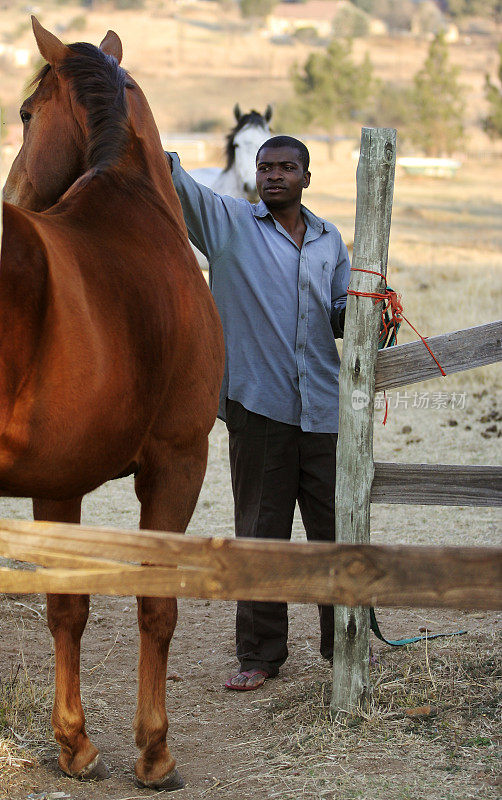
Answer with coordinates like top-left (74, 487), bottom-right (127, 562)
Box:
top-left (165, 136), bottom-right (350, 690)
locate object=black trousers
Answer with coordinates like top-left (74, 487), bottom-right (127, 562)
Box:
top-left (226, 400), bottom-right (337, 676)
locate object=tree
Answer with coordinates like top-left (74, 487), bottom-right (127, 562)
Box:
top-left (291, 39), bottom-right (373, 158)
top-left (409, 31), bottom-right (465, 156)
top-left (369, 80), bottom-right (414, 133)
top-left (353, 0), bottom-right (416, 31)
top-left (413, 0), bottom-right (446, 35)
top-left (332, 5), bottom-right (370, 37)
top-left (484, 42), bottom-right (502, 138)
top-left (239, 0), bottom-right (277, 21)
top-left (445, 1), bottom-right (502, 20)
top-left (351, 0), bottom-right (375, 12)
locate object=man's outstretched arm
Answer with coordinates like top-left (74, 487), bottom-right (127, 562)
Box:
top-left (165, 152), bottom-right (238, 261)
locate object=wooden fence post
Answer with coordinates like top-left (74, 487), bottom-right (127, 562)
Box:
top-left (331, 127), bottom-right (396, 715)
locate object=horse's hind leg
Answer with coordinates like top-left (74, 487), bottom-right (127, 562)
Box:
top-left (33, 497), bottom-right (110, 781)
top-left (133, 436), bottom-right (209, 790)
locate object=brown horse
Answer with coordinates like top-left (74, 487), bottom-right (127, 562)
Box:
top-left (1, 18), bottom-right (224, 790)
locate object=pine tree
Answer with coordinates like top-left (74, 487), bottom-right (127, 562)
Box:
top-left (484, 42), bottom-right (502, 138)
top-left (292, 39), bottom-right (373, 158)
top-left (410, 31), bottom-right (465, 156)
top-left (240, 0), bottom-right (277, 21)
top-left (446, 1), bottom-right (502, 20)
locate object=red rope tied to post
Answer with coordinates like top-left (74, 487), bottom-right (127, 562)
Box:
top-left (378, 286), bottom-right (403, 345)
top-left (347, 267), bottom-right (446, 424)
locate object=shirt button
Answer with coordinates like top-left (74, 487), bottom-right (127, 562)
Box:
top-left (300, 313), bottom-right (305, 319)
top-left (301, 283), bottom-right (307, 290)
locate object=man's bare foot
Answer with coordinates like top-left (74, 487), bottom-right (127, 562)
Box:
top-left (225, 669), bottom-right (269, 691)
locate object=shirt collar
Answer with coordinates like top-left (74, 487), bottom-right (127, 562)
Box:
top-left (252, 199), bottom-right (272, 219)
top-left (252, 199), bottom-right (327, 235)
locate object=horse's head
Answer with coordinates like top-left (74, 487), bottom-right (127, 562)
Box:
top-left (226, 105), bottom-right (272, 202)
top-left (3, 18), bottom-right (126, 211)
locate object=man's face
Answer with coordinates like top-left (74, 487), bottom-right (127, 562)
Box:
top-left (255, 146), bottom-right (310, 209)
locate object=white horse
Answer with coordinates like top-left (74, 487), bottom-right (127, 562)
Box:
top-left (190, 104), bottom-right (272, 201)
top-left (189, 104), bottom-right (272, 269)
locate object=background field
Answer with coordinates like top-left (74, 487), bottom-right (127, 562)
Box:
top-left (0, 2), bottom-right (501, 799)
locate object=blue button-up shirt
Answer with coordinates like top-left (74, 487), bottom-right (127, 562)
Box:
top-left (169, 153), bottom-right (351, 433)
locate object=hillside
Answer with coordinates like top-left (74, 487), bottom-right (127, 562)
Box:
top-left (0, 0), bottom-right (501, 158)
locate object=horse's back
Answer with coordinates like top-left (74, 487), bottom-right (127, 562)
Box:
top-left (0, 203), bottom-right (49, 335)
top-left (39, 179), bottom-right (221, 410)
top-left (0, 181), bottom-right (223, 497)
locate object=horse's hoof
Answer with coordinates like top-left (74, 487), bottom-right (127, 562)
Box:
top-left (80, 755), bottom-right (111, 781)
top-left (61, 754), bottom-right (111, 781)
top-left (135, 767), bottom-right (184, 791)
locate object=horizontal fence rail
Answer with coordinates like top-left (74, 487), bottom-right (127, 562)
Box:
top-left (372, 463), bottom-right (502, 507)
top-left (375, 320), bottom-right (502, 391)
top-left (0, 520), bottom-right (500, 609)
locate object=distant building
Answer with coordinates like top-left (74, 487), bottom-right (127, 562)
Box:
top-left (267, 0), bottom-right (342, 39)
top-left (368, 18), bottom-right (387, 37)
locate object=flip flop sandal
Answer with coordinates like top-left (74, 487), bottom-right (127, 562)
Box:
top-left (225, 669), bottom-right (269, 691)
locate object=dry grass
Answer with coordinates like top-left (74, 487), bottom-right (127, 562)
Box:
top-left (0, 658), bottom-right (51, 794)
top-left (0, 599), bottom-right (53, 758)
top-left (0, 662), bottom-right (52, 744)
top-left (0, 595), bottom-right (118, 797)
top-left (0, 738), bottom-right (37, 793)
top-left (242, 633), bottom-right (502, 800)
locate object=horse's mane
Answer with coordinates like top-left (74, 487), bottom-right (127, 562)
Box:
top-left (224, 111), bottom-right (269, 172)
top-left (63, 43), bottom-right (130, 171)
top-left (32, 44), bottom-right (130, 172)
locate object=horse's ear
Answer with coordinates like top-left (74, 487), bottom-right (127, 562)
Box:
top-left (233, 103), bottom-right (241, 122)
top-left (31, 16), bottom-right (69, 65)
top-left (99, 30), bottom-right (123, 64)
top-left (264, 105), bottom-right (273, 123)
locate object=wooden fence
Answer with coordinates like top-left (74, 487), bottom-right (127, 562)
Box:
top-left (0, 131), bottom-right (501, 718)
top-left (0, 519), bottom-right (500, 608)
top-left (331, 127), bottom-right (502, 714)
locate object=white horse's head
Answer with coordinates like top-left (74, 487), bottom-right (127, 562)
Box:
top-left (225, 104), bottom-right (272, 201)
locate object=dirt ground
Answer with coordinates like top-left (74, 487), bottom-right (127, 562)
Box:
top-left (0, 389), bottom-right (501, 800)
top-left (1, 5), bottom-right (501, 798)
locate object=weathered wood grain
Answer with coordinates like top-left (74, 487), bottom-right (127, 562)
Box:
top-left (372, 463), bottom-right (502, 506)
top-left (333, 127), bottom-right (397, 713)
top-left (375, 321), bottom-right (502, 390)
top-left (0, 521), bottom-right (500, 609)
